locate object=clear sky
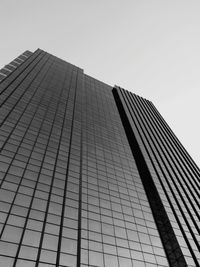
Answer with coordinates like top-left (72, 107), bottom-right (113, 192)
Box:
top-left (1, 0), bottom-right (200, 166)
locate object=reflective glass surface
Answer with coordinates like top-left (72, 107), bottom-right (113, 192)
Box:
top-left (2, 49), bottom-right (197, 266)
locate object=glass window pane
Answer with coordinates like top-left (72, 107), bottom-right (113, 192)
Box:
top-left (89, 251), bottom-right (103, 267)
top-left (0, 256), bottom-right (14, 267)
top-left (61, 238), bottom-right (77, 254)
top-left (104, 254), bottom-right (118, 267)
top-left (2, 225), bottom-right (23, 243)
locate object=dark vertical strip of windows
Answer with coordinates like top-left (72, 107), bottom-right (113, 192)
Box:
top-left (56, 68), bottom-right (81, 266)
top-left (35, 63), bottom-right (73, 266)
top-left (76, 75), bottom-right (84, 267)
top-left (76, 118), bottom-right (83, 267)
top-left (113, 87), bottom-right (187, 267)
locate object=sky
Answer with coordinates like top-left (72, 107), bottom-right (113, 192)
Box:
top-left (0, 0), bottom-right (200, 166)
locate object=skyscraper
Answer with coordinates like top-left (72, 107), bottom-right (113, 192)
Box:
top-left (0, 49), bottom-right (199, 267)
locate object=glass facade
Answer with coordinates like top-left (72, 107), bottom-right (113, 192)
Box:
top-left (114, 87), bottom-right (200, 267)
top-left (0, 50), bottom-right (32, 82)
top-left (0, 49), bottom-right (199, 267)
